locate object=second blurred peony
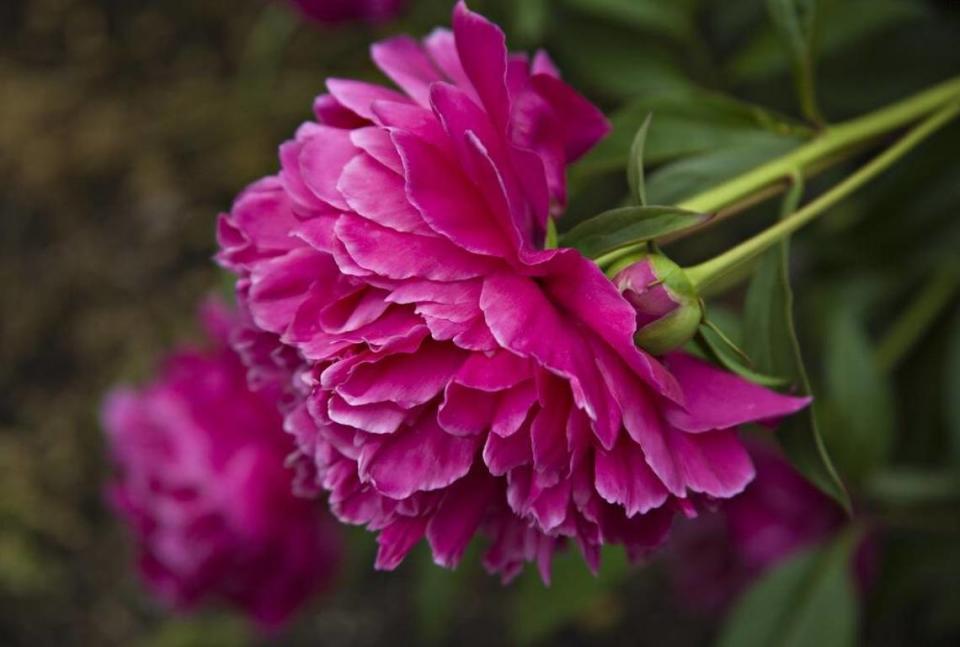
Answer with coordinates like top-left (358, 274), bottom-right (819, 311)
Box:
top-left (102, 301), bottom-right (341, 631)
top-left (285, 0), bottom-right (405, 25)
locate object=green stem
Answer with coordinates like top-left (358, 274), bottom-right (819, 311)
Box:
top-left (686, 101), bottom-right (960, 291)
top-left (875, 265), bottom-right (960, 372)
top-left (677, 75), bottom-right (960, 214)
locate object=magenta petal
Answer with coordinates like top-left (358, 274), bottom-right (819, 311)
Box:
top-left (480, 272), bottom-right (613, 431)
top-left (482, 423), bottom-right (532, 475)
top-left (491, 382), bottom-right (537, 437)
top-left (452, 349), bottom-right (528, 391)
top-left (393, 127), bottom-right (513, 258)
top-left (592, 340), bottom-right (684, 497)
top-left (370, 35), bottom-right (442, 107)
top-left (313, 93), bottom-right (368, 128)
top-left (336, 214), bottom-right (501, 281)
top-left (350, 127), bottom-right (403, 175)
top-left (375, 515), bottom-right (428, 570)
top-left (338, 154), bottom-right (430, 234)
top-left (597, 504), bottom-right (673, 562)
top-left (594, 440), bottom-right (669, 517)
top-left (529, 480), bottom-right (571, 532)
top-left (423, 28), bottom-right (475, 95)
top-left (530, 73), bottom-right (611, 162)
top-left (371, 100), bottom-right (451, 153)
top-left (530, 375), bottom-right (570, 480)
top-left (452, 1), bottom-right (510, 130)
top-left (426, 471), bottom-right (496, 567)
top-left (248, 249), bottom-right (333, 334)
top-left (664, 353), bottom-right (811, 432)
top-left (337, 341), bottom-right (465, 407)
top-left (298, 126), bottom-right (358, 211)
top-left (327, 395), bottom-right (406, 435)
top-left (545, 251), bottom-right (683, 402)
top-left (326, 78), bottom-right (410, 121)
top-left (366, 417), bottom-right (479, 499)
top-left (438, 383), bottom-right (497, 436)
top-left (668, 427), bottom-right (756, 498)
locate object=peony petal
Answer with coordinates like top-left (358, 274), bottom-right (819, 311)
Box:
top-left (248, 248), bottom-right (332, 334)
top-left (375, 515), bottom-right (428, 570)
top-left (488, 382), bottom-right (536, 438)
top-left (350, 126), bottom-right (404, 175)
top-left (594, 440), bottom-right (669, 517)
top-left (392, 126), bottom-right (514, 258)
top-left (452, 1), bottom-right (510, 131)
top-left (591, 339), bottom-right (684, 497)
top-left (370, 35), bottom-right (442, 107)
top-left (313, 93), bottom-right (369, 128)
top-left (426, 471), bottom-right (497, 567)
top-left (326, 78), bottom-right (410, 122)
top-left (666, 427), bottom-right (756, 499)
top-left (298, 127), bottom-right (358, 211)
top-left (530, 73), bottom-right (611, 162)
top-left (663, 353), bottom-right (811, 432)
top-left (338, 153), bottom-right (431, 234)
top-left (327, 394), bottom-right (407, 435)
top-left (423, 28), bottom-right (474, 96)
top-left (337, 340), bottom-right (465, 407)
top-left (482, 421), bottom-right (532, 475)
top-left (336, 213), bottom-right (502, 281)
top-left (366, 416), bottom-right (479, 499)
top-left (438, 383), bottom-right (497, 436)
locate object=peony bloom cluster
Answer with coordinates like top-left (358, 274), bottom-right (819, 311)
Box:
top-left (286, 0), bottom-right (405, 25)
top-left (217, 1), bottom-right (810, 582)
top-left (102, 302), bottom-right (341, 630)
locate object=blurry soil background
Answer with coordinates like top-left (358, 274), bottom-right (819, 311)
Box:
top-left (2, 1), bottom-right (959, 646)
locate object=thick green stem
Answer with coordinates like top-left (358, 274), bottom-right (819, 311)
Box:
top-left (677, 75), bottom-right (960, 214)
top-left (686, 101), bottom-right (960, 291)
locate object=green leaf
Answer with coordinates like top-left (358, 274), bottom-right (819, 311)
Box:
top-left (729, 0), bottom-right (928, 84)
top-left (697, 321), bottom-right (791, 388)
top-left (948, 310), bottom-right (960, 467)
top-left (572, 89), bottom-right (808, 182)
top-left (550, 19), bottom-right (693, 100)
top-left (767, 0), bottom-right (822, 122)
top-left (647, 133), bottom-right (799, 205)
top-left (560, 0), bottom-right (697, 44)
top-left (743, 214), bottom-right (850, 509)
top-left (560, 206), bottom-right (709, 259)
top-left (510, 547), bottom-right (628, 646)
top-left (822, 307), bottom-right (896, 484)
top-left (627, 113), bottom-right (652, 206)
top-left (717, 530), bottom-right (860, 647)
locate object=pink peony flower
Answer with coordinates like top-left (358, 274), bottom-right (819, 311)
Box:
top-left (102, 301), bottom-right (341, 630)
top-left (666, 441), bottom-right (872, 613)
top-left (285, 0), bottom-right (405, 25)
top-left (216, 1), bottom-right (810, 582)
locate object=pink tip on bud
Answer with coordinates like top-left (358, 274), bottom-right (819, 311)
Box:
top-left (612, 253), bottom-right (702, 355)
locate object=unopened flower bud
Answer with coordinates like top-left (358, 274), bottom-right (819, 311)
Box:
top-left (612, 253), bottom-right (703, 355)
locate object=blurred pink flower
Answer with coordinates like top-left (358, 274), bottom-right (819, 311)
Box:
top-left (666, 441), bottom-right (872, 613)
top-left (217, 1), bottom-right (809, 582)
top-left (285, 0), bottom-right (405, 25)
top-left (102, 301), bottom-right (341, 631)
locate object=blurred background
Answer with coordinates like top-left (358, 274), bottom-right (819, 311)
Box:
top-left (2, 0), bottom-right (959, 645)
